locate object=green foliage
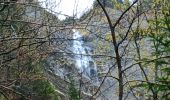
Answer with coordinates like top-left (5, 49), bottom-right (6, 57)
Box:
top-left (13, 59), bottom-right (58, 99)
top-left (17, 79), bottom-right (57, 100)
top-left (145, 2), bottom-right (170, 98)
top-left (68, 78), bottom-right (79, 100)
top-left (32, 79), bottom-right (55, 95)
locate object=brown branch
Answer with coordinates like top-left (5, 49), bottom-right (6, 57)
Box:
top-left (0, 85), bottom-right (30, 100)
top-left (92, 1), bottom-right (138, 100)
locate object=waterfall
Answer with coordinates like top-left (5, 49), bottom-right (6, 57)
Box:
top-left (72, 29), bottom-right (98, 82)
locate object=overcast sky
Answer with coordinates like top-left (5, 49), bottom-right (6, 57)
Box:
top-left (39, 0), bottom-right (134, 20)
top-left (39, 0), bottom-right (95, 20)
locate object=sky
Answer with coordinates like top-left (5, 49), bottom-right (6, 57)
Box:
top-left (39, 0), bottom-right (95, 20)
top-left (39, 0), bottom-right (134, 20)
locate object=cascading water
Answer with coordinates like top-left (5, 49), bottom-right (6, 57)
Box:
top-left (72, 29), bottom-right (98, 82)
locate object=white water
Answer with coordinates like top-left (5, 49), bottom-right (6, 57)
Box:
top-left (72, 30), bottom-right (98, 80)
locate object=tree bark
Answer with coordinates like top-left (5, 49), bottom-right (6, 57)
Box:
top-left (96, 0), bottom-right (138, 99)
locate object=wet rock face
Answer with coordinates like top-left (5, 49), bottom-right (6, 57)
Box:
top-left (82, 36), bottom-right (94, 42)
top-left (90, 68), bottom-right (97, 77)
top-left (45, 28), bottom-right (100, 99)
